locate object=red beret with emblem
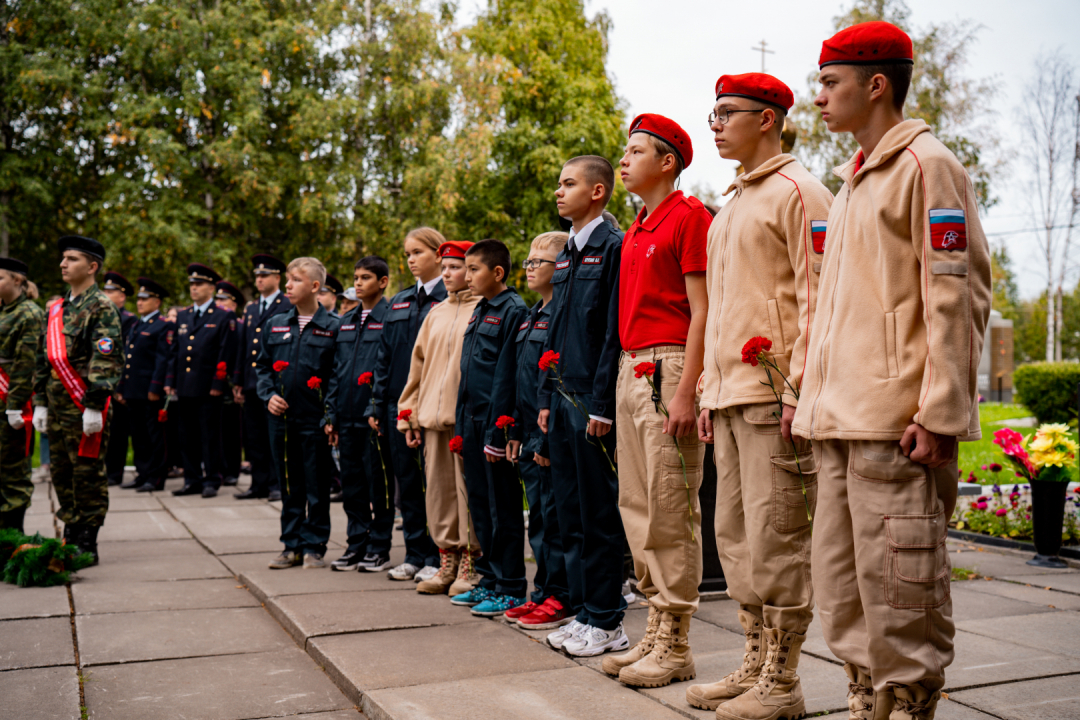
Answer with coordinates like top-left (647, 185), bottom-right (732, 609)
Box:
top-left (714, 73), bottom-right (793, 111)
top-left (629, 113), bottom-right (694, 169)
top-left (819, 21), bottom-right (913, 68)
top-left (438, 241), bottom-right (474, 260)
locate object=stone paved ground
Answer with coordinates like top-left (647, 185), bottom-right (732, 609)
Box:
top-left (5, 469), bottom-right (1080, 720)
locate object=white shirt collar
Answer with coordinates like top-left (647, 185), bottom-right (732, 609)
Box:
top-left (417, 276), bottom-right (441, 295)
top-left (260, 289), bottom-right (280, 306)
top-left (569, 215), bottom-right (605, 251)
top-left (193, 298), bottom-right (214, 314)
top-left (140, 309), bottom-right (160, 322)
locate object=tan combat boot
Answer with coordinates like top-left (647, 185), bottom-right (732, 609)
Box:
top-left (448, 549), bottom-right (480, 596)
top-left (890, 684), bottom-right (940, 720)
top-left (602, 598), bottom-right (659, 676)
top-left (686, 610), bottom-right (764, 710)
top-left (845, 663), bottom-right (895, 720)
top-left (714, 627), bottom-right (806, 720)
top-left (619, 611), bottom-right (696, 688)
top-left (417, 549), bottom-right (459, 594)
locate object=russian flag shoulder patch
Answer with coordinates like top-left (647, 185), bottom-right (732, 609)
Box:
top-left (929, 208), bottom-right (967, 251)
top-left (810, 221), bottom-right (827, 254)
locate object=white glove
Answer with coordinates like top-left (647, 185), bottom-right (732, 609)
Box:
top-left (82, 408), bottom-right (104, 435)
top-left (32, 406), bottom-right (48, 434)
top-left (6, 410), bottom-right (24, 430)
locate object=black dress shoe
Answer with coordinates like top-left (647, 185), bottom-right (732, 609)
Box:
top-left (120, 479), bottom-right (140, 489)
top-left (234, 488), bottom-right (268, 500)
top-left (136, 482), bottom-right (159, 493)
top-left (222, 476), bottom-right (238, 486)
top-left (107, 477), bottom-right (123, 487)
top-left (202, 486), bottom-right (218, 498)
top-left (268, 489), bottom-right (282, 502)
top-left (172, 485), bottom-right (202, 496)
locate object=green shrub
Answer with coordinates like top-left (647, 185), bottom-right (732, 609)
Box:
top-left (1014, 362), bottom-right (1080, 424)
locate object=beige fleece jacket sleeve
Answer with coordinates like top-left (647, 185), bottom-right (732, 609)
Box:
top-left (396, 315), bottom-right (430, 432)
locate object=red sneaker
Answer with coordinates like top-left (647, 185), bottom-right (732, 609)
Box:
top-left (517, 597), bottom-right (573, 630)
top-left (503, 601), bottom-right (538, 621)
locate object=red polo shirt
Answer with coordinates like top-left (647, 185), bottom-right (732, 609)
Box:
top-left (619, 190), bottom-right (711, 350)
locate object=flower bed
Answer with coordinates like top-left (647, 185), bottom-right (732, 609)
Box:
top-left (951, 479), bottom-right (1080, 546)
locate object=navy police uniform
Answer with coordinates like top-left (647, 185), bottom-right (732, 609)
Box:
top-left (104, 271), bottom-right (137, 486)
top-left (215, 280), bottom-right (245, 485)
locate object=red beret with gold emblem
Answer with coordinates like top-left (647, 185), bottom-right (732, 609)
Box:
top-left (629, 113), bottom-right (694, 169)
top-left (714, 73), bottom-right (794, 111)
top-left (438, 241), bottom-right (474, 260)
top-left (819, 21), bottom-right (913, 69)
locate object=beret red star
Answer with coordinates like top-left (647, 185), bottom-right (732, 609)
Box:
top-left (819, 21), bottom-right (913, 68)
top-left (714, 73), bottom-right (794, 111)
top-left (438, 240), bottom-right (474, 259)
top-left (629, 113), bottom-right (693, 169)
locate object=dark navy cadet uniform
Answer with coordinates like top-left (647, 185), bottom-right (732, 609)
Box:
top-left (104, 271), bottom-right (138, 486)
top-left (539, 218), bottom-right (627, 631)
top-left (456, 287), bottom-right (529, 598)
top-left (366, 279), bottom-right (446, 569)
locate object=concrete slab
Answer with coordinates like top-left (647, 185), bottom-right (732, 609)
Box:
top-left (961, 578), bottom-right (1080, 611)
top-left (0, 617), bottom-right (75, 670)
top-left (948, 584), bottom-right (1058, 621)
top-left (238, 551), bottom-right (412, 601)
top-left (97, 510), bottom-right (189, 542)
top-left (76, 607), bottom-right (293, 666)
top-left (0, 583), bottom-right (72, 620)
top-left (692, 598), bottom-right (742, 633)
top-left (1000, 571), bottom-right (1080, 595)
top-left (308, 621), bottom-right (577, 703)
top-left (83, 647), bottom-right (352, 720)
top-left (955, 610), bottom-right (1080, 659)
top-left (23, 510), bottom-right (57, 538)
top-left (200, 534), bottom-right (292, 555)
top-left (0, 665), bottom-right (81, 720)
top-left (155, 491), bottom-right (258, 508)
top-left (172, 516), bottom-right (283, 539)
top-left (171, 504), bottom-right (283, 525)
top-left (72, 578), bottom-right (259, 615)
top-left (950, 548), bottom-right (1075, 578)
top-left (363, 665), bottom-right (685, 720)
top-left (76, 551), bottom-right (231, 583)
top-left (92, 538), bottom-right (211, 559)
top-left (819, 698), bottom-right (998, 719)
top-left (266, 713), bottom-right (366, 720)
top-left (104, 496), bottom-right (165, 513)
top-left (947, 629), bottom-right (1080, 689)
top-left (949, 674), bottom-right (1080, 719)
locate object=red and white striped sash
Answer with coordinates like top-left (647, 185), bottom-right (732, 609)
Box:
top-left (46, 301), bottom-right (109, 458)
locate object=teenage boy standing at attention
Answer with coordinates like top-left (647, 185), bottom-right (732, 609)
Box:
top-left (539, 156), bottom-right (628, 658)
top-left (686, 74), bottom-right (833, 720)
top-left (792, 22), bottom-right (991, 720)
top-left (603, 115), bottom-right (710, 687)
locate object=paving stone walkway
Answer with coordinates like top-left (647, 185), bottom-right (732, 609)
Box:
top-left (5, 469), bottom-right (1080, 720)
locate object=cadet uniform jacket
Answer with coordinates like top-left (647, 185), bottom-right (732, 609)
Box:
top-left (119, 312), bottom-right (175, 400)
top-left (34, 284), bottom-right (123, 412)
top-left (366, 280), bottom-right (447, 420)
top-left (166, 304), bottom-right (238, 398)
top-left (255, 305), bottom-right (340, 424)
top-left (119, 309), bottom-right (137, 344)
top-left (456, 288), bottom-right (529, 447)
top-left (791, 119), bottom-right (992, 442)
top-left (701, 154), bottom-right (833, 412)
top-left (234, 293), bottom-right (292, 392)
top-left (0, 293), bottom-right (45, 411)
top-left (514, 301), bottom-right (551, 458)
top-left (327, 297), bottom-right (389, 428)
top-left (539, 220), bottom-right (623, 419)
top-left (397, 289), bottom-right (479, 433)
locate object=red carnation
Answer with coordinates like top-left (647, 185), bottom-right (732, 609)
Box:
top-left (448, 435), bottom-right (464, 454)
top-left (307, 376), bottom-right (322, 391)
top-left (740, 336), bottom-right (773, 367)
top-left (273, 360), bottom-right (289, 373)
top-left (358, 372), bottom-right (374, 386)
top-left (633, 361), bottom-right (656, 379)
top-left (157, 409), bottom-right (168, 423)
top-left (397, 408), bottom-right (413, 422)
top-left (538, 350), bottom-right (560, 372)
top-left (215, 361), bottom-right (228, 380)
top-left (496, 415), bottom-right (516, 429)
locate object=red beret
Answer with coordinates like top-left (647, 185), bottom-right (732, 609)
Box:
top-left (819, 21), bottom-right (913, 69)
top-left (714, 73), bottom-right (793, 111)
top-left (629, 113), bottom-right (693, 169)
top-left (438, 241), bottom-right (474, 260)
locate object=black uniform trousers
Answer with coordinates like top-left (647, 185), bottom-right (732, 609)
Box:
top-left (268, 416), bottom-right (333, 556)
top-left (127, 398), bottom-right (167, 488)
top-left (337, 424), bottom-right (395, 555)
top-left (105, 399), bottom-right (131, 483)
top-left (520, 450), bottom-right (569, 605)
top-left (178, 395), bottom-right (225, 491)
top-left (386, 401), bottom-right (437, 568)
top-left (547, 391), bottom-right (627, 631)
top-left (461, 418), bottom-right (527, 598)
top-left (222, 401), bottom-right (242, 481)
top-left (242, 389), bottom-right (278, 495)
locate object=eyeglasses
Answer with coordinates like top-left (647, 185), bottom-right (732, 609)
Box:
top-left (708, 108), bottom-right (765, 127)
top-left (521, 259), bottom-right (557, 270)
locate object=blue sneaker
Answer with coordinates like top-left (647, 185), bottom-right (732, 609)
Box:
top-left (450, 587), bottom-right (493, 607)
top-left (471, 594), bottom-right (526, 617)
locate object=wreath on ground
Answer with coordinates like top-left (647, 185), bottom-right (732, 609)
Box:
top-left (0, 528), bottom-right (94, 587)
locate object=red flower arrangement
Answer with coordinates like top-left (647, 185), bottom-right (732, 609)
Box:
top-left (307, 376), bottom-right (322, 391)
top-left (273, 360), bottom-right (289, 373)
top-left (741, 336), bottom-right (773, 367)
top-left (540, 350), bottom-right (615, 474)
top-left (494, 415), bottom-right (528, 509)
top-left (495, 415), bottom-right (516, 429)
top-left (397, 409), bottom-right (413, 423)
top-left (449, 435), bottom-right (464, 454)
top-left (538, 350), bottom-right (560, 372)
top-left (157, 408), bottom-right (168, 423)
top-left (358, 371), bottom-right (373, 386)
top-left (214, 361), bottom-right (228, 381)
top-left (633, 361), bottom-right (656, 379)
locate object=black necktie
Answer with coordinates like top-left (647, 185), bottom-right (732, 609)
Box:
top-left (259, 300), bottom-right (267, 318)
top-left (195, 308), bottom-right (202, 321)
top-left (417, 287), bottom-right (429, 307)
top-left (570, 241), bottom-right (581, 267)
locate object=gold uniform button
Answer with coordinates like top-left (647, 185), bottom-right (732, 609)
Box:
top-left (251, 350), bottom-right (257, 356)
top-left (208, 308), bottom-right (213, 313)
top-left (187, 345), bottom-right (192, 350)
top-left (186, 356), bottom-right (191, 361)
top-left (253, 339), bottom-right (258, 344)
top-left (189, 336), bottom-right (195, 340)
top-left (251, 362), bottom-right (257, 367)
top-left (186, 368), bottom-right (191, 373)
top-left (255, 328), bottom-right (261, 333)
top-left (126, 364), bottom-right (131, 368)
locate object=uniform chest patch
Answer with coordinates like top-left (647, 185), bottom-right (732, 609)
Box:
top-left (311, 328), bottom-right (333, 338)
top-left (519, 321), bottom-right (530, 331)
top-left (468, 315), bottom-right (477, 324)
top-left (368, 323), bottom-right (383, 330)
top-left (555, 260), bottom-right (570, 270)
top-left (166, 330), bottom-right (173, 345)
top-left (340, 324), bottom-right (357, 331)
top-left (271, 326), bottom-right (290, 333)
top-left (811, 221), bottom-right (827, 254)
top-left (483, 316), bottom-right (501, 325)
top-left (534, 321), bottom-right (549, 329)
top-left (392, 302), bottom-right (411, 310)
top-left (582, 256), bottom-right (602, 265)
top-left (140, 331), bottom-right (151, 336)
top-left (205, 323), bottom-right (216, 328)
top-left (929, 209), bottom-right (967, 251)
top-left (96, 337), bottom-right (113, 355)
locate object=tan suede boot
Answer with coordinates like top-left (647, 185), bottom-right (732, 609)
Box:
top-left (602, 598), bottom-right (659, 676)
top-left (417, 549), bottom-right (459, 594)
top-left (686, 610), bottom-right (765, 710)
top-left (890, 684), bottom-right (940, 720)
top-left (448, 549), bottom-right (480, 596)
top-left (714, 628), bottom-right (806, 720)
top-left (619, 611), bottom-right (696, 688)
top-left (845, 663), bottom-right (896, 720)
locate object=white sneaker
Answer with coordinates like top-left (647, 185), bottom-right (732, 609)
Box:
top-left (622, 581), bottom-right (636, 605)
top-left (547, 620), bottom-right (585, 649)
top-left (414, 565), bottom-right (439, 583)
top-left (388, 562), bottom-right (420, 581)
top-left (563, 623), bottom-right (630, 657)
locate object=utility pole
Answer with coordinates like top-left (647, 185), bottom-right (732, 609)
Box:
top-left (751, 40), bottom-right (775, 73)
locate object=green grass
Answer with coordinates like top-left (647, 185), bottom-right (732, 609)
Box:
top-left (951, 566), bottom-right (979, 581)
top-left (960, 402), bottom-right (1079, 484)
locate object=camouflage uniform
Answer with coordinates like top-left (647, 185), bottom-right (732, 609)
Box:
top-left (34, 283), bottom-right (122, 528)
top-left (0, 292), bottom-right (45, 516)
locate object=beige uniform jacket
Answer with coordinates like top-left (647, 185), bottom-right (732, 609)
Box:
top-left (701, 154), bottom-right (833, 412)
top-left (791, 120), bottom-right (992, 442)
top-left (397, 288), bottom-right (479, 433)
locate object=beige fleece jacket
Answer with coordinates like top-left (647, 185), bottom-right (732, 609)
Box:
top-left (701, 154), bottom-right (833, 412)
top-left (396, 289), bottom-right (479, 432)
top-left (791, 120), bottom-right (992, 442)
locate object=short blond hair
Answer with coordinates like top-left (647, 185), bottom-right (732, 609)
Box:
top-left (405, 227), bottom-right (446, 253)
top-left (530, 231), bottom-right (569, 256)
top-left (286, 257), bottom-right (327, 287)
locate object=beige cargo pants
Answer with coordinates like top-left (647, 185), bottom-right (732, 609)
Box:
top-left (812, 438), bottom-right (956, 693)
top-left (712, 403), bottom-right (816, 634)
top-left (616, 346), bottom-right (704, 616)
top-left (423, 427), bottom-right (478, 552)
